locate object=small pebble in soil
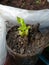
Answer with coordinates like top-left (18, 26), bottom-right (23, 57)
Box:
top-left (20, 48), bottom-right (25, 54)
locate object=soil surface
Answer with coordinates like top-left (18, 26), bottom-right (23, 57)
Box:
top-left (0, 0), bottom-right (49, 10)
top-left (6, 24), bottom-right (49, 55)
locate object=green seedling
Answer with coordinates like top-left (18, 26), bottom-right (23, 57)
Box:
top-left (17, 17), bottom-right (30, 36)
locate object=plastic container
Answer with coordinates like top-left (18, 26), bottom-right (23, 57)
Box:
top-left (0, 16), bottom-right (7, 65)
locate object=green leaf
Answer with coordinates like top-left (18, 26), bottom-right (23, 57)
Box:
top-left (17, 17), bottom-right (30, 36)
top-left (27, 26), bottom-right (30, 29)
top-left (18, 26), bottom-right (26, 31)
top-left (25, 29), bottom-right (28, 36)
top-left (19, 30), bottom-right (24, 36)
top-left (17, 17), bottom-right (26, 26)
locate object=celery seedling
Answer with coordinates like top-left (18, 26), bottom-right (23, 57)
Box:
top-left (17, 17), bottom-right (30, 36)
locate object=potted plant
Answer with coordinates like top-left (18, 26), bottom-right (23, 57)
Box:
top-left (6, 17), bottom-right (49, 65)
top-left (0, 0), bottom-right (49, 65)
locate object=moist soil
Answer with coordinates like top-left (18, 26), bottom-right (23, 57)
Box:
top-left (6, 24), bottom-right (49, 55)
top-left (0, 0), bottom-right (49, 10)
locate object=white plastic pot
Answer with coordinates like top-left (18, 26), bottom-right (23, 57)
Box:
top-left (0, 16), bottom-right (7, 65)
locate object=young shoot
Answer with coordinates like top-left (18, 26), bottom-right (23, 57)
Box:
top-left (17, 17), bottom-right (30, 36)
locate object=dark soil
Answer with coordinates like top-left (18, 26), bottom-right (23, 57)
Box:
top-left (0, 0), bottom-right (49, 10)
top-left (6, 24), bottom-right (49, 55)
